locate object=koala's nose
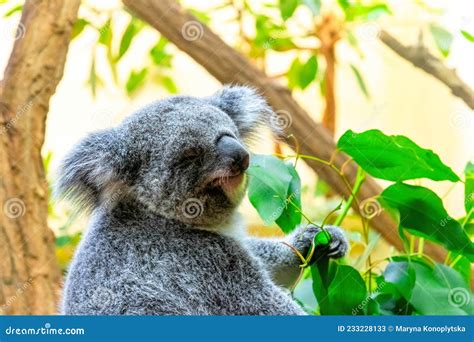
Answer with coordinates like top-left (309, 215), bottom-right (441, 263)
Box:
top-left (217, 135), bottom-right (250, 172)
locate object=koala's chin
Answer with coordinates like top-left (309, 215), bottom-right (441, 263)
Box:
top-left (180, 173), bottom-right (249, 229)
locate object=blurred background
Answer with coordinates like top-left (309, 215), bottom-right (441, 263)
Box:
top-left (0, 0), bottom-right (473, 314)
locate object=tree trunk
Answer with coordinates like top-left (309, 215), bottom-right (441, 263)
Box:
top-left (123, 0), bottom-right (448, 263)
top-left (0, 0), bottom-right (80, 314)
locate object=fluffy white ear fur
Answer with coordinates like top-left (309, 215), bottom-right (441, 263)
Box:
top-left (207, 85), bottom-right (283, 139)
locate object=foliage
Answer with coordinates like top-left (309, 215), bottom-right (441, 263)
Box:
top-left (68, 5), bottom-right (177, 97)
top-left (247, 129), bottom-right (474, 315)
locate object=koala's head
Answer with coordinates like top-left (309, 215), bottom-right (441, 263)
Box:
top-left (57, 86), bottom-right (278, 227)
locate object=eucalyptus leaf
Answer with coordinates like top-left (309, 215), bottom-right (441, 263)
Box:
top-left (461, 30), bottom-right (474, 42)
top-left (313, 263), bottom-right (367, 315)
top-left (350, 64), bottom-right (369, 98)
top-left (464, 162), bottom-right (474, 214)
top-left (126, 68), bottom-right (148, 95)
top-left (279, 0), bottom-right (298, 20)
top-left (247, 155), bottom-right (293, 226)
top-left (274, 162), bottom-right (302, 233)
top-left (410, 263), bottom-right (473, 315)
top-left (430, 24), bottom-right (453, 58)
top-left (337, 130), bottom-right (460, 182)
top-left (381, 183), bottom-right (474, 261)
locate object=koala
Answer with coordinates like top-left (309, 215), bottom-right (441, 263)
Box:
top-left (57, 85), bottom-right (348, 315)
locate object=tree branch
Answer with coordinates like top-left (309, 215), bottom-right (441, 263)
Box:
top-left (0, 0), bottom-right (80, 314)
top-left (379, 29), bottom-right (474, 110)
top-left (123, 0), bottom-right (448, 264)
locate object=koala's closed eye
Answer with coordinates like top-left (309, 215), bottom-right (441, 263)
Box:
top-left (175, 147), bottom-right (203, 168)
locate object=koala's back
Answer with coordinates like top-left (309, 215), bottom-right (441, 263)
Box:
top-left (61, 209), bottom-right (300, 315)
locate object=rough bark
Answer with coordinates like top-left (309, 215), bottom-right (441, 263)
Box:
top-left (123, 0), bottom-right (448, 263)
top-left (380, 30), bottom-right (474, 110)
top-left (0, 0), bottom-right (80, 314)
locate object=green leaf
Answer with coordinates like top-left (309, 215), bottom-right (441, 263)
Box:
top-left (461, 30), bottom-right (474, 42)
top-left (380, 183), bottom-right (474, 261)
top-left (117, 18), bottom-right (142, 61)
top-left (465, 162), bottom-right (474, 214)
top-left (430, 24), bottom-right (453, 57)
top-left (302, 0), bottom-right (321, 16)
top-left (451, 253), bottom-right (472, 286)
top-left (98, 18), bottom-right (117, 83)
top-left (337, 129), bottom-right (460, 182)
top-left (71, 18), bottom-right (88, 39)
top-left (313, 263), bottom-right (367, 315)
top-left (300, 56), bottom-right (318, 89)
top-left (383, 261), bottom-right (416, 299)
top-left (287, 58), bottom-right (302, 89)
top-left (350, 64), bottom-right (369, 99)
top-left (88, 55), bottom-right (98, 97)
top-left (98, 19), bottom-right (112, 46)
top-left (160, 75), bottom-right (178, 94)
top-left (337, 0), bottom-right (350, 10)
top-left (4, 4), bottom-right (22, 17)
top-left (279, 0), bottom-right (298, 20)
top-left (287, 56), bottom-right (318, 90)
top-left (410, 262), bottom-right (473, 315)
top-left (247, 155), bottom-right (293, 226)
top-left (344, 3), bottom-right (391, 21)
top-left (125, 68), bottom-right (148, 95)
top-left (274, 162), bottom-right (302, 233)
top-left (150, 37), bottom-right (173, 66)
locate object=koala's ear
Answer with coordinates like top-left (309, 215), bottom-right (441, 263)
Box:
top-left (207, 85), bottom-right (281, 138)
top-left (55, 128), bottom-right (137, 212)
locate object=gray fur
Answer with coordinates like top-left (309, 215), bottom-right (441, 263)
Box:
top-left (57, 86), bottom-right (348, 315)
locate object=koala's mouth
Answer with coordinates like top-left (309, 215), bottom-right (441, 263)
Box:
top-left (206, 170), bottom-right (246, 194)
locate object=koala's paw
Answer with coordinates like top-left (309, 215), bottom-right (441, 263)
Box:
top-left (318, 225), bottom-right (349, 259)
top-left (290, 225), bottom-right (349, 261)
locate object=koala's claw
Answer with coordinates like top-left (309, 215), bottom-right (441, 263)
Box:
top-left (290, 225), bottom-right (348, 262)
